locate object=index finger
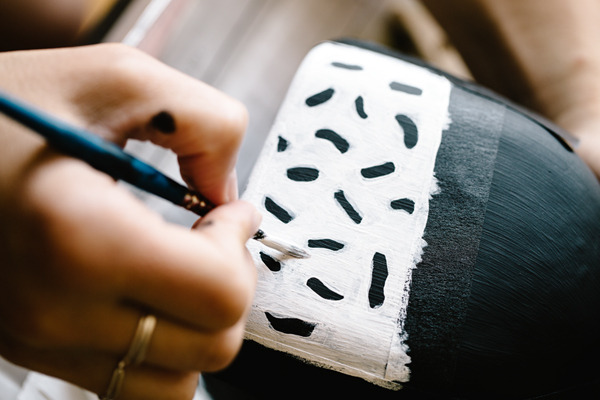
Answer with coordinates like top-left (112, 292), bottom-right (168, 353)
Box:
top-left (64, 44), bottom-right (248, 205)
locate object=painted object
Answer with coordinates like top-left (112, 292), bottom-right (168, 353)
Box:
top-left (212, 40), bottom-right (600, 399)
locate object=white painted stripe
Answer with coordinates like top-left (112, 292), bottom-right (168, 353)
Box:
top-left (243, 41), bottom-right (452, 388)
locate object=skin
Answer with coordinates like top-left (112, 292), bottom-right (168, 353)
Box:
top-left (422, 0), bottom-right (600, 178)
top-left (0, 43), bottom-right (261, 399)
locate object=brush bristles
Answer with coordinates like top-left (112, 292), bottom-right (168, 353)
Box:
top-left (256, 236), bottom-right (310, 259)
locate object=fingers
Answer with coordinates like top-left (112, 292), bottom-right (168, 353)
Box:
top-left (0, 329), bottom-right (200, 400)
top-left (1, 159), bottom-right (259, 397)
top-left (0, 44), bottom-right (258, 399)
top-left (20, 157), bottom-right (261, 328)
top-left (24, 155), bottom-right (261, 325)
top-left (1, 43), bottom-right (249, 205)
top-left (66, 43), bottom-right (249, 205)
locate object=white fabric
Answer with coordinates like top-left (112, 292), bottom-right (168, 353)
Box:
top-left (1, 357), bottom-right (211, 400)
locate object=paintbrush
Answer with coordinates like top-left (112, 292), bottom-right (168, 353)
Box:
top-left (0, 90), bottom-right (309, 259)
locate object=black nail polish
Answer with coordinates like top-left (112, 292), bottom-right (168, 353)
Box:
top-left (150, 111), bottom-right (176, 134)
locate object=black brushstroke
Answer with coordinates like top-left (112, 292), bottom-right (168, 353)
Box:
top-left (277, 136), bottom-right (288, 152)
top-left (306, 88), bottom-right (334, 107)
top-left (390, 81), bottom-right (423, 96)
top-left (264, 197), bottom-right (294, 223)
top-left (361, 162), bottom-right (395, 179)
top-left (334, 190), bottom-right (362, 224)
top-left (315, 129), bottom-right (349, 153)
top-left (369, 252), bottom-right (388, 308)
top-left (355, 96), bottom-right (368, 119)
top-left (331, 62), bottom-right (363, 70)
top-left (260, 252), bottom-right (281, 272)
top-left (287, 167), bottom-right (319, 182)
top-left (307, 239), bottom-right (345, 251)
top-left (265, 312), bottom-right (316, 337)
top-left (396, 114), bottom-right (419, 149)
top-left (307, 277), bottom-right (344, 301)
top-left (391, 198), bottom-right (415, 214)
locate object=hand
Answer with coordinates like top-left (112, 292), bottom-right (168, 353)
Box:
top-left (0, 43), bottom-right (261, 399)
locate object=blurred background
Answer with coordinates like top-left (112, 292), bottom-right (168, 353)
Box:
top-left (74, 0), bottom-right (469, 227)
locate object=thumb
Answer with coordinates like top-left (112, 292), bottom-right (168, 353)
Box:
top-left (192, 200), bottom-right (262, 243)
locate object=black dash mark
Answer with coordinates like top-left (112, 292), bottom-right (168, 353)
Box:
top-left (260, 252), bottom-right (281, 272)
top-left (355, 96), bottom-right (368, 119)
top-left (331, 62), bottom-right (363, 71)
top-left (390, 81), bottom-right (423, 96)
top-left (334, 190), bottom-right (362, 224)
top-left (361, 162), bottom-right (395, 179)
top-left (396, 114), bottom-right (419, 149)
top-left (277, 136), bottom-right (288, 152)
top-left (287, 167), bottom-right (319, 182)
top-left (264, 197), bottom-right (294, 223)
top-left (315, 129), bottom-right (349, 153)
top-left (391, 198), bottom-right (415, 214)
top-left (369, 252), bottom-right (388, 308)
top-left (308, 239), bottom-right (345, 251)
top-left (307, 277), bottom-right (344, 301)
top-left (265, 312), bottom-right (316, 337)
top-left (306, 88), bottom-right (334, 107)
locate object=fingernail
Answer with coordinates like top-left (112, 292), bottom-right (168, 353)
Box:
top-left (226, 170), bottom-right (239, 202)
top-left (149, 111), bottom-right (176, 134)
top-left (251, 208), bottom-right (263, 232)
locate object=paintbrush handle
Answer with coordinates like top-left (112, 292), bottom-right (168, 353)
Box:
top-left (0, 90), bottom-right (309, 258)
top-left (0, 90), bottom-right (215, 216)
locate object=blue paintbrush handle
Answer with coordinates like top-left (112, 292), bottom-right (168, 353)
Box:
top-left (0, 90), bottom-right (215, 216)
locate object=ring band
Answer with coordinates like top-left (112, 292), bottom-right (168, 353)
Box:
top-left (122, 314), bottom-right (157, 366)
top-left (100, 314), bottom-right (157, 400)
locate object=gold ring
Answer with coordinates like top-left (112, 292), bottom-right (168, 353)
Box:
top-left (100, 314), bottom-right (157, 400)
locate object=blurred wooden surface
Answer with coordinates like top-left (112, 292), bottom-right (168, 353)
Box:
top-left (103, 0), bottom-right (467, 226)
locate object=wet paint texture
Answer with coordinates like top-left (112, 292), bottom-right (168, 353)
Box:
top-left (307, 239), bottom-right (345, 251)
top-left (287, 167), bottom-right (319, 182)
top-left (260, 252), bottom-right (281, 272)
top-left (277, 136), bottom-right (288, 152)
top-left (334, 190), bottom-right (363, 224)
top-left (264, 196), bottom-right (294, 223)
top-left (355, 96), bottom-right (368, 119)
top-left (396, 114), bottom-right (418, 149)
top-left (361, 162), bottom-right (395, 179)
top-left (315, 129), bottom-right (349, 153)
top-left (306, 88), bottom-right (334, 107)
top-left (368, 253), bottom-right (388, 308)
top-left (307, 277), bottom-right (344, 301)
top-left (390, 81), bottom-right (423, 96)
top-left (391, 198), bottom-right (415, 214)
top-left (265, 312), bottom-right (316, 337)
top-left (332, 61), bottom-right (363, 70)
